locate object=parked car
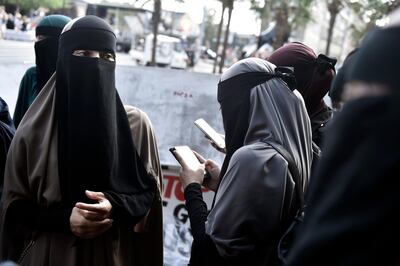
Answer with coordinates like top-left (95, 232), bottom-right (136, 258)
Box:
top-left (116, 36), bottom-right (132, 53)
top-left (131, 34), bottom-right (188, 69)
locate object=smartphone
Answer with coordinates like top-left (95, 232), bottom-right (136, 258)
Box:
top-left (194, 118), bottom-right (225, 150)
top-left (169, 146), bottom-right (211, 181)
top-left (169, 146), bottom-right (201, 169)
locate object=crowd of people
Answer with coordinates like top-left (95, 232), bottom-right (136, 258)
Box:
top-left (0, 9), bottom-right (399, 266)
top-left (0, 11), bottom-right (35, 33)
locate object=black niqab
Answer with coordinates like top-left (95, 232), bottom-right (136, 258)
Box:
top-left (217, 68), bottom-right (296, 179)
top-left (286, 93), bottom-right (400, 266)
top-left (56, 16), bottom-right (154, 223)
top-left (347, 27), bottom-right (400, 90)
top-left (34, 18), bottom-right (68, 91)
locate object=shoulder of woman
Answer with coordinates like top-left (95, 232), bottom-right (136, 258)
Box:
top-left (124, 105), bottom-right (153, 127)
top-left (20, 66), bottom-right (37, 84)
top-left (26, 66), bottom-right (37, 75)
top-left (230, 142), bottom-right (287, 169)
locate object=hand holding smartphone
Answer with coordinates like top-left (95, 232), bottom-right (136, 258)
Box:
top-left (169, 146), bottom-right (202, 169)
top-left (169, 146), bottom-right (211, 181)
top-left (170, 146), bottom-right (211, 189)
top-left (194, 118), bottom-right (225, 151)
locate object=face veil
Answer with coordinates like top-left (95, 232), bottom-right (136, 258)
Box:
top-left (55, 16), bottom-right (154, 222)
top-left (34, 15), bottom-right (71, 91)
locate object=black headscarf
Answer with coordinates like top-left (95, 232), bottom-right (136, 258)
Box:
top-left (56, 16), bottom-right (154, 223)
top-left (217, 59), bottom-right (298, 181)
top-left (286, 25), bottom-right (400, 266)
top-left (34, 15), bottom-right (71, 90)
top-left (286, 93), bottom-right (400, 266)
top-left (347, 27), bottom-right (400, 90)
top-left (329, 48), bottom-right (358, 104)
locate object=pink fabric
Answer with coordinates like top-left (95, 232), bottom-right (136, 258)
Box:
top-left (269, 42), bottom-right (335, 115)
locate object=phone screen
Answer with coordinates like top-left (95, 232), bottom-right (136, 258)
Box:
top-left (169, 146), bottom-right (201, 169)
top-left (194, 118), bottom-right (225, 150)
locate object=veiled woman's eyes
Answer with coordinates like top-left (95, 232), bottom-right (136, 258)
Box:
top-left (100, 52), bottom-right (115, 62)
top-left (72, 50), bottom-right (115, 62)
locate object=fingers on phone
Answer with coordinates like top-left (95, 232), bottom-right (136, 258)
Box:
top-left (173, 150), bottom-right (187, 167)
top-left (192, 150), bottom-right (206, 163)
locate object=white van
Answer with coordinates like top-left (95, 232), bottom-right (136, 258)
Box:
top-left (131, 34), bottom-right (188, 69)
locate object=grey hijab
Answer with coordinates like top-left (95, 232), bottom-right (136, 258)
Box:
top-left (206, 58), bottom-right (312, 261)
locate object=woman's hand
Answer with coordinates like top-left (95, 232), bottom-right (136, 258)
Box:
top-left (193, 151), bottom-right (221, 192)
top-left (75, 191), bottom-right (112, 221)
top-left (173, 150), bottom-right (206, 191)
top-left (70, 190), bottom-right (113, 239)
top-left (206, 134), bottom-right (226, 154)
top-left (70, 207), bottom-right (113, 239)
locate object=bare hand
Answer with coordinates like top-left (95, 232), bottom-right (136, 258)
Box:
top-left (193, 151), bottom-right (220, 192)
top-left (205, 134), bottom-right (226, 154)
top-left (173, 149), bottom-right (205, 190)
top-left (70, 207), bottom-right (113, 239)
top-left (75, 190), bottom-right (112, 221)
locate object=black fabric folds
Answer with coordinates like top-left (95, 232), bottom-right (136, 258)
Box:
top-left (184, 183), bottom-right (225, 266)
top-left (55, 16), bottom-right (154, 224)
top-left (347, 27), bottom-right (400, 90)
top-left (35, 37), bottom-right (59, 90)
top-left (0, 98), bottom-right (15, 199)
top-left (217, 69), bottom-right (296, 179)
top-left (329, 49), bottom-right (358, 103)
top-left (0, 97), bottom-right (14, 129)
top-left (286, 93), bottom-right (400, 266)
top-left (217, 72), bottom-right (267, 179)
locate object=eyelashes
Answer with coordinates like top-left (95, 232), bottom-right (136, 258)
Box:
top-left (72, 50), bottom-right (115, 62)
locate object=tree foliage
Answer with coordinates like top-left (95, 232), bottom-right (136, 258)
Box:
top-left (350, 0), bottom-right (400, 43)
top-left (249, 0), bottom-right (314, 49)
top-left (250, 0), bottom-right (314, 30)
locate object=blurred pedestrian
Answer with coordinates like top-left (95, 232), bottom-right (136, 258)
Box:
top-left (269, 42), bottom-right (336, 147)
top-left (13, 15), bottom-right (71, 128)
top-left (175, 58), bottom-right (312, 265)
top-left (285, 24), bottom-right (400, 266)
top-left (5, 15), bottom-right (14, 30)
top-left (0, 16), bottom-right (162, 265)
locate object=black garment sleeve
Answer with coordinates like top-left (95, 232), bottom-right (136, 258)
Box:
top-left (13, 70), bottom-right (33, 128)
top-left (184, 183), bottom-right (209, 243)
top-left (184, 183), bottom-right (225, 266)
top-left (7, 199), bottom-right (72, 232)
top-left (104, 188), bottom-right (155, 226)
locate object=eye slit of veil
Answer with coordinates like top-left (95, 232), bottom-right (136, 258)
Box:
top-left (72, 49), bottom-right (115, 62)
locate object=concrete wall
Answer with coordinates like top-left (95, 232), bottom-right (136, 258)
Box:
top-left (0, 64), bottom-right (225, 165)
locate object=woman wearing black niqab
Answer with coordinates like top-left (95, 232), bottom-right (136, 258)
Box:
top-left (13, 15), bottom-right (71, 128)
top-left (285, 25), bottom-right (400, 266)
top-left (0, 16), bottom-right (161, 265)
top-left (176, 58), bottom-right (313, 266)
